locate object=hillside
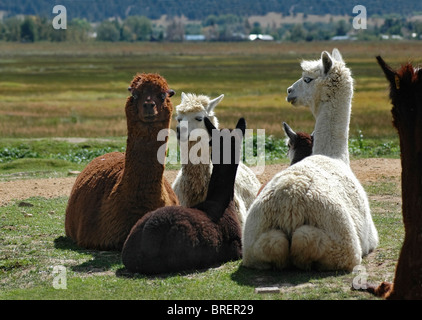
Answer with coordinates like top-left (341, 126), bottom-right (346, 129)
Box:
top-left (1, 0), bottom-right (422, 22)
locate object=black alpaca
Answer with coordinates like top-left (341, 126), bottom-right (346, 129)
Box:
top-left (121, 117), bottom-right (245, 274)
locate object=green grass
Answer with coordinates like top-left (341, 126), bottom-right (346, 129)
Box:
top-left (0, 176), bottom-right (403, 300)
top-left (0, 134), bottom-right (400, 180)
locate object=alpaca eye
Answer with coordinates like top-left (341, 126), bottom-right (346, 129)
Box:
top-left (160, 93), bottom-right (166, 100)
top-left (195, 116), bottom-right (203, 121)
top-left (303, 77), bottom-right (313, 84)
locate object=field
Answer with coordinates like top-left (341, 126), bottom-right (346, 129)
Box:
top-left (0, 40), bottom-right (420, 302)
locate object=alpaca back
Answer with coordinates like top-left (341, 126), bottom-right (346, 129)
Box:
top-left (243, 155), bottom-right (378, 271)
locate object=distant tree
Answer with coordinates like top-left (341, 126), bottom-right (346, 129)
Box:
top-left (250, 22), bottom-right (262, 34)
top-left (335, 19), bottom-right (350, 36)
top-left (96, 20), bottom-right (120, 41)
top-left (289, 23), bottom-right (306, 41)
top-left (21, 17), bottom-right (37, 42)
top-left (166, 18), bottom-right (184, 41)
top-left (3, 17), bottom-right (22, 41)
top-left (380, 17), bottom-right (404, 35)
top-left (123, 16), bottom-right (152, 41)
top-left (67, 18), bottom-right (92, 42)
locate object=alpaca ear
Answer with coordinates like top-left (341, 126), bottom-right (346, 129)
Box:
top-left (376, 56), bottom-right (397, 88)
top-left (235, 118), bottom-right (246, 137)
top-left (207, 94), bottom-right (224, 114)
top-left (204, 117), bottom-right (216, 135)
top-left (283, 122), bottom-right (297, 142)
top-left (167, 89), bottom-right (175, 98)
top-left (331, 48), bottom-right (343, 63)
top-left (322, 51), bottom-right (333, 74)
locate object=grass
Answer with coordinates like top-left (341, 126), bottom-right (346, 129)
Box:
top-left (1, 41), bottom-right (421, 140)
top-left (0, 133), bottom-right (399, 180)
top-left (0, 175), bottom-right (403, 300)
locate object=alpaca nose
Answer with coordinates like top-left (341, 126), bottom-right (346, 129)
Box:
top-left (143, 99), bottom-right (156, 113)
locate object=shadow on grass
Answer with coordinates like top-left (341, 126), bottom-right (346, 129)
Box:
top-left (54, 236), bottom-right (122, 273)
top-left (115, 262), bottom-right (222, 280)
top-left (231, 263), bottom-right (347, 289)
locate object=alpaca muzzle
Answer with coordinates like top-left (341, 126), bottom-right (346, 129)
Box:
top-left (143, 101), bottom-right (158, 117)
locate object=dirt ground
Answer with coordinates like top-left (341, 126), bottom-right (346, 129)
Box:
top-left (0, 158), bottom-right (401, 207)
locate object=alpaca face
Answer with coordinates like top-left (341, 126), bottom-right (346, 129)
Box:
top-left (129, 85), bottom-right (175, 123)
top-left (286, 49), bottom-right (346, 114)
top-left (283, 122), bottom-right (313, 165)
top-left (175, 93), bottom-right (223, 142)
top-left (127, 73), bottom-right (175, 124)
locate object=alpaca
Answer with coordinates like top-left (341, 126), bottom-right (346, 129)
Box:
top-left (257, 122), bottom-right (313, 196)
top-left (121, 117), bottom-right (245, 274)
top-left (65, 73), bottom-right (179, 251)
top-left (283, 122), bottom-right (313, 165)
top-left (364, 57), bottom-right (422, 299)
top-left (172, 92), bottom-right (261, 225)
top-left (242, 49), bottom-right (378, 271)
top-left (287, 48), bottom-right (352, 165)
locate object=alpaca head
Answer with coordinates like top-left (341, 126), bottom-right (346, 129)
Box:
top-left (126, 73), bottom-right (175, 124)
top-left (283, 122), bottom-right (313, 165)
top-left (286, 48), bottom-right (353, 116)
top-left (175, 92), bottom-right (223, 142)
top-left (376, 56), bottom-right (422, 131)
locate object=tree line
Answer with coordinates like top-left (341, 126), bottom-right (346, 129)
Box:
top-left (2, 0), bottom-right (422, 22)
top-left (1, 14), bottom-right (421, 43)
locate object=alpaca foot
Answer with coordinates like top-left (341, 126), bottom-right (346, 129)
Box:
top-left (290, 225), bottom-right (330, 270)
top-left (245, 229), bottom-right (290, 270)
top-left (365, 281), bottom-right (393, 298)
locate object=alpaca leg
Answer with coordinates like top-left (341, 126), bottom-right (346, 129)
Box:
top-left (245, 229), bottom-right (290, 270)
top-left (290, 225), bottom-right (330, 270)
top-left (290, 225), bottom-right (361, 271)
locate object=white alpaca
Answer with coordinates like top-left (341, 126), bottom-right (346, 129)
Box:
top-left (242, 49), bottom-right (378, 271)
top-left (287, 48), bottom-right (352, 165)
top-left (172, 92), bottom-right (261, 225)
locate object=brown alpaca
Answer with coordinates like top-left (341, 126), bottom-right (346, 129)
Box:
top-left (257, 122), bottom-right (313, 196)
top-left (121, 118), bottom-right (245, 274)
top-left (366, 57), bottom-right (422, 299)
top-left (65, 73), bottom-right (179, 251)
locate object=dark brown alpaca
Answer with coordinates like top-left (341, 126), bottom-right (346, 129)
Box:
top-left (366, 57), bottom-right (422, 299)
top-left (283, 122), bottom-right (313, 165)
top-left (121, 118), bottom-right (245, 274)
top-left (65, 73), bottom-right (179, 251)
top-left (257, 122), bottom-right (313, 196)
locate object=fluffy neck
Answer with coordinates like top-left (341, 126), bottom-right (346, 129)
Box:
top-left (207, 164), bottom-right (237, 202)
top-left (122, 122), bottom-right (169, 194)
top-left (311, 91), bottom-right (352, 165)
top-left (178, 142), bottom-right (212, 206)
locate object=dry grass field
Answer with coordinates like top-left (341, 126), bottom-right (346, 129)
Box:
top-left (1, 40), bottom-right (421, 139)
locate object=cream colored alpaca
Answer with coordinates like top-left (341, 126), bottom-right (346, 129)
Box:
top-left (242, 49), bottom-right (378, 271)
top-left (172, 92), bottom-right (261, 225)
